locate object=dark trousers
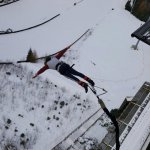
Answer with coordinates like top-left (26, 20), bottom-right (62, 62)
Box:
top-left (58, 63), bottom-right (85, 83)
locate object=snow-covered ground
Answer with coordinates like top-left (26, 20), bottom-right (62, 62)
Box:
top-left (0, 0), bottom-right (150, 150)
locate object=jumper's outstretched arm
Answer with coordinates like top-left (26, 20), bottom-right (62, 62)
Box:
top-left (55, 46), bottom-right (70, 59)
top-left (33, 65), bottom-right (49, 78)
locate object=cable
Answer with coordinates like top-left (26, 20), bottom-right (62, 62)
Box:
top-left (0, 14), bottom-right (60, 35)
top-left (88, 85), bottom-right (120, 150)
top-left (0, 0), bottom-right (20, 7)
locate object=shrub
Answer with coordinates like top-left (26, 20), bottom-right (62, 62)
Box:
top-left (125, 0), bottom-right (132, 12)
top-left (132, 0), bottom-right (150, 21)
top-left (26, 48), bottom-right (38, 63)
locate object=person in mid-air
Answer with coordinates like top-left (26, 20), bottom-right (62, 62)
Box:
top-left (32, 47), bottom-right (95, 93)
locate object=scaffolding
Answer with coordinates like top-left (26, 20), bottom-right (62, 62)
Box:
top-left (99, 82), bottom-right (150, 150)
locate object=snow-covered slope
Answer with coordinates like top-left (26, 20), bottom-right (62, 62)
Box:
top-left (0, 64), bottom-right (100, 150)
top-left (0, 0), bottom-right (150, 149)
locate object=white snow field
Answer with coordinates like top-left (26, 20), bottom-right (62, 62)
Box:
top-left (0, 0), bottom-right (150, 150)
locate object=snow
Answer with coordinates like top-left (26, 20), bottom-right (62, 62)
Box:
top-left (0, 0), bottom-right (150, 150)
